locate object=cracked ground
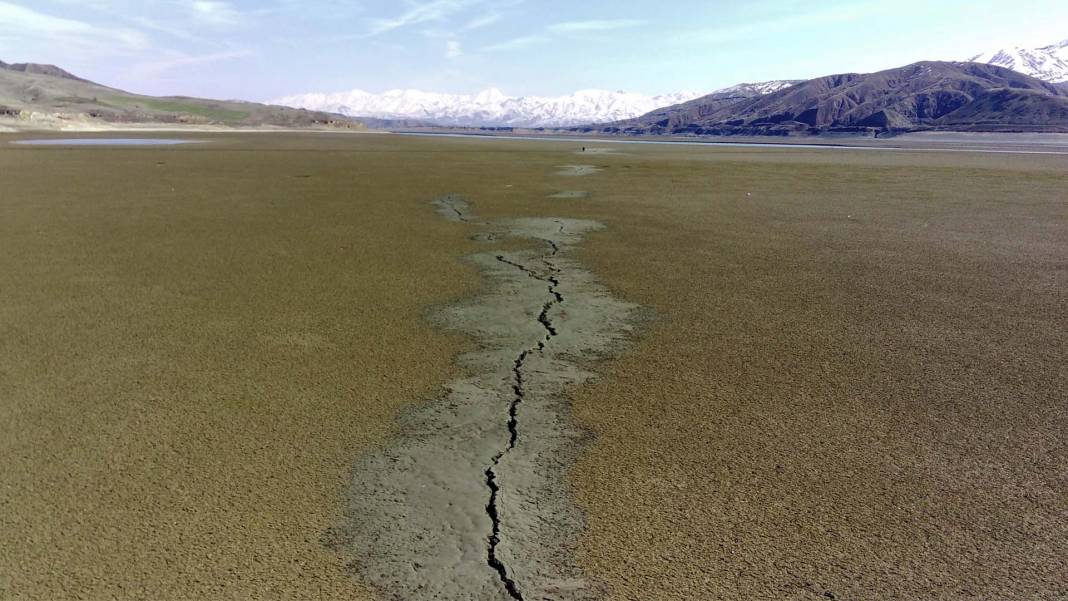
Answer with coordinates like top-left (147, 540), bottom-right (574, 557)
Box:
top-left (1, 132), bottom-right (1065, 600)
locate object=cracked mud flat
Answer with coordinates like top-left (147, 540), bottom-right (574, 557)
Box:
top-left (555, 165), bottom-right (602, 176)
top-left (334, 194), bottom-right (639, 600)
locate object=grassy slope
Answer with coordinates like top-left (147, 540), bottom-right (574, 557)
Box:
top-left (0, 134), bottom-right (1064, 600)
top-left (106, 96), bottom-right (251, 123)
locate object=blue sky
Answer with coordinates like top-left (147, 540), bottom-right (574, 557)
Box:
top-left (1, 0), bottom-right (1066, 100)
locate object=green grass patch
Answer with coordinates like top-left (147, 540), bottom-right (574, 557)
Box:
top-left (108, 95), bottom-right (249, 123)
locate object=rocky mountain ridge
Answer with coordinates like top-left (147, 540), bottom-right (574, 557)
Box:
top-left (590, 62), bottom-right (1068, 136)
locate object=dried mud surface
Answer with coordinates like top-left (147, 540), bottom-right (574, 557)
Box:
top-left (555, 165), bottom-right (602, 176)
top-left (549, 190), bottom-right (590, 199)
top-left (2, 132), bottom-right (1065, 601)
top-left (562, 143), bottom-right (1068, 601)
top-left (0, 133), bottom-right (480, 600)
top-left (334, 195), bottom-right (638, 600)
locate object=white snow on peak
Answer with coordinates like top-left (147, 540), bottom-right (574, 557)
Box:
top-left (270, 79), bottom-right (802, 127)
top-left (474, 87), bottom-right (507, 103)
top-left (967, 38), bottom-right (1068, 82)
top-left (270, 87), bottom-right (706, 127)
top-left (712, 80), bottom-right (801, 96)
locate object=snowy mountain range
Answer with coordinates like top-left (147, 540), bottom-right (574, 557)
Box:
top-left (271, 38), bottom-right (1068, 128)
top-left (968, 39), bottom-right (1068, 83)
top-left (270, 87), bottom-right (705, 127)
top-left (711, 80), bottom-right (801, 96)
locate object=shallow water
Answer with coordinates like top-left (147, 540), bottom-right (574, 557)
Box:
top-left (12, 138), bottom-right (201, 146)
top-left (396, 132), bottom-right (1068, 155)
top-left (397, 131), bottom-right (865, 150)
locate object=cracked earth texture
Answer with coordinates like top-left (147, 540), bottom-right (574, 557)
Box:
top-left (332, 196), bottom-right (637, 600)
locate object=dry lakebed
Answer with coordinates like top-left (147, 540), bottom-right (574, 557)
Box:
top-left (1, 131), bottom-right (1065, 600)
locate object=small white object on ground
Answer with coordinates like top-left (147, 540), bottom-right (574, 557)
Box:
top-left (556, 165), bottom-right (602, 176)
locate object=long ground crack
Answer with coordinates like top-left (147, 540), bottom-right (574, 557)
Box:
top-left (342, 204), bottom-right (635, 601)
top-left (484, 234), bottom-right (566, 600)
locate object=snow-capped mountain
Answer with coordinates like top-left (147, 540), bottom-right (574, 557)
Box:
top-left (712, 80), bottom-right (801, 96)
top-left (270, 88), bottom-right (704, 127)
top-left (968, 39), bottom-right (1068, 82)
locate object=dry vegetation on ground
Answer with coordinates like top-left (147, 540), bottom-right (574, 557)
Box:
top-left (1, 133), bottom-right (1064, 600)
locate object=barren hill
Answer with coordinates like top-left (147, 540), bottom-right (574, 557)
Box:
top-left (0, 61), bottom-right (357, 131)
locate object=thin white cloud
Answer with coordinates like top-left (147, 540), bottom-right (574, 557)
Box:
top-left (483, 34), bottom-right (549, 52)
top-left (362, 0), bottom-right (525, 37)
top-left (37, 0), bottom-right (213, 45)
top-left (367, 0), bottom-right (483, 36)
top-left (546, 19), bottom-right (646, 34)
top-left (130, 49), bottom-right (254, 77)
top-left (446, 39), bottom-right (462, 59)
top-left (125, 14), bottom-right (214, 44)
top-left (483, 16), bottom-right (643, 53)
top-left (189, 1), bottom-right (241, 26)
top-left (464, 12), bottom-right (502, 30)
top-left (680, 2), bottom-right (884, 44)
top-left (0, 1), bottom-right (148, 50)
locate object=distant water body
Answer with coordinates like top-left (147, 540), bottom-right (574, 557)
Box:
top-left (12, 138), bottom-right (201, 146)
top-left (397, 132), bottom-right (847, 150)
top-left (395, 132), bottom-right (1068, 155)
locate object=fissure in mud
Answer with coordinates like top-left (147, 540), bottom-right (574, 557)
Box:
top-left (485, 243), bottom-right (566, 599)
top-left (335, 197), bottom-right (639, 600)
